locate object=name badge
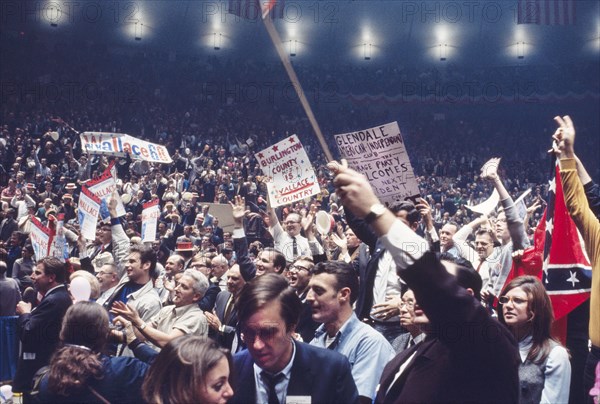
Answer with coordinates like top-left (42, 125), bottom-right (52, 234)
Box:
top-left (287, 396), bottom-right (311, 404)
top-left (23, 352), bottom-right (36, 360)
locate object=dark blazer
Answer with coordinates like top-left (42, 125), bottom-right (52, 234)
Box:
top-left (375, 252), bottom-right (520, 404)
top-left (198, 281), bottom-right (220, 312)
top-left (0, 217), bottom-right (17, 242)
top-left (13, 285), bottom-right (72, 392)
top-left (296, 290), bottom-right (319, 343)
top-left (233, 236), bottom-right (257, 282)
top-left (346, 209), bottom-right (382, 319)
top-left (230, 341), bottom-right (359, 404)
top-left (212, 290), bottom-right (239, 351)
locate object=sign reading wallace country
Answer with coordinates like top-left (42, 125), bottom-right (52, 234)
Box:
top-left (80, 132), bottom-right (172, 164)
top-left (255, 135), bottom-right (320, 208)
top-left (333, 122), bottom-right (420, 205)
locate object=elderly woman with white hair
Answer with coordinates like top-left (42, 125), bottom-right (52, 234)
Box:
top-left (112, 269), bottom-right (209, 350)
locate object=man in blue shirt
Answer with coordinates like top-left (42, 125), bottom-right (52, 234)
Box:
top-left (308, 261), bottom-right (396, 403)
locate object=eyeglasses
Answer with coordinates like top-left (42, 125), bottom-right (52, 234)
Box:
top-left (241, 326), bottom-right (280, 343)
top-left (289, 264), bottom-right (310, 272)
top-left (400, 300), bottom-right (415, 309)
top-left (498, 296), bottom-right (528, 305)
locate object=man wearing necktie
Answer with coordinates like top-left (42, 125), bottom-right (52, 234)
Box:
top-left (13, 257), bottom-right (72, 397)
top-left (329, 160), bottom-right (520, 404)
top-left (229, 274), bottom-right (359, 404)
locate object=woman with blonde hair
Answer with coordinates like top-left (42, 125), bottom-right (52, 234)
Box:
top-left (498, 275), bottom-right (571, 403)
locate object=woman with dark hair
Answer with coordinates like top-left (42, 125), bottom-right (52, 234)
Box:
top-left (35, 301), bottom-right (148, 403)
top-left (498, 276), bottom-right (571, 403)
top-left (142, 335), bottom-right (233, 404)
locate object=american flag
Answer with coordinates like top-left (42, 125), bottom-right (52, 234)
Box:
top-left (518, 0), bottom-right (577, 25)
top-left (539, 162), bottom-right (591, 320)
top-left (228, 0), bottom-right (285, 20)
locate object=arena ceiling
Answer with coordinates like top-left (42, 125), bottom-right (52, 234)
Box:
top-left (2, 0), bottom-right (599, 67)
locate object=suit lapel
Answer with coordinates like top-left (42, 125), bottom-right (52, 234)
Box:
top-left (287, 342), bottom-right (314, 397)
top-left (378, 338), bottom-right (438, 403)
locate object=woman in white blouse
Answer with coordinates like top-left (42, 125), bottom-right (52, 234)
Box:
top-left (498, 275), bottom-right (571, 404)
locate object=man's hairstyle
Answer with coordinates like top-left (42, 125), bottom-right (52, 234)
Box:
top-left (475, 228), bottom-right (494, 239)
top-left (129, 244), bottom-right (157, 276)
top-left (182, 269), bottom-right (209, 297)
top-left (0, 261), bottom-right (7, 275)
top-left (444, 221), bottom-right (460, 231)
top-left (262, 247), bottom-right (287, 273)
top-left (311, 261), bottom-right (359, 304)
top-left (170, 254), bottom-right (186, 269)
top-left (236, 273), bottom-right (302, 332)
top-left (40, 256), bottom-right (67, 284)
top-left (390, 201), bottom-right (420, 225)
top-left (438, 252), bottom-right (482, 301)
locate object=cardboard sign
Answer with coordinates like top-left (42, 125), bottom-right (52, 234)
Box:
top-left (86, 166), bottom-right (126, 218)
top-left (141, 199), bottom-right (161, 243)
top-left (334, 122), bottom-right (420, 205)
top-left (79, 186), bottom-right (102, 241)
top-left (30, 215), bottom-right (52, 261)
top-left (255, 135), bottom-right (320, 207)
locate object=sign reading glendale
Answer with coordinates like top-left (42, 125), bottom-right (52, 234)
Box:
top-left (80, 132), bottom-right (172, 164)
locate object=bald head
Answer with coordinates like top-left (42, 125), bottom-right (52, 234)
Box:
top-left (211, 254), bottom-right (229, 279)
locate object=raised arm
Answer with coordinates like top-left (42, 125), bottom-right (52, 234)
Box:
top-left (481, 158), bottom-right (529, 250)
top-left (230, 196), bottom-right (257, 282)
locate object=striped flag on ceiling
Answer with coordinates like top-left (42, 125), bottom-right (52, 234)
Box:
top-left (228, 0), bottom-right (285, 20)
top-left (517, 0), bottom-right (577, 25)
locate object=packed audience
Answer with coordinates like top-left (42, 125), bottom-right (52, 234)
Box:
top-left (1, 40), bottom-right (599, 403)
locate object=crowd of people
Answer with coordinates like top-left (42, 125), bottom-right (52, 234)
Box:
top-left (1, 35), bottom-right (599, 404)
top-left (0, 110), bottom-right (598, 403)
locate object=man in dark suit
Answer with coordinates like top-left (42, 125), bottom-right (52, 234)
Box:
top-left (0, 208), bottom-right (18, 243)
top-left (205, 264), bottom-right (245, 352)
top-left (330, 161), bottom-right (520, 404)
top-left (230, 274), bottom-right (359, 404)
top-left (13, 257), bottom-right (72, 395)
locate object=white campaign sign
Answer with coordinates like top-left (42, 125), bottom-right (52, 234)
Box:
top-left (141, 199), bottom-right (161, 243)
top-left (79, 186), bottom-right (101, 241)
top-left (334, 122), bottom-right (420, 205)
top-left (255, 135), bottom-right (320, 208)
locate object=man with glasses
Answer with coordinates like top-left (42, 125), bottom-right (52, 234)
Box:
top-left (288, 256), bottom-right (319, 342)
top-left (267, 207), bottom-right (311, 263)
top-left (230, 273), bottom-right (359, 404)
top-left (96, 263), bottom-right (120, 306)
top-left (391, 289), bottom-right (427, 353)
top-left (308, 261), bottom-right (395, 403)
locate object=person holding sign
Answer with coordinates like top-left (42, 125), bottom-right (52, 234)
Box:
top-left (327, 159), bottom-right (520, 404)
top-left (267, 203), bottom-right (311, 264)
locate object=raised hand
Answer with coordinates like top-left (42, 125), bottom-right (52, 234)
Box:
top-left (230, 195), bottom-right (248, 226)
top-left (110, 301), bottom-right (142, 326)
top-left (552, 115), bottom-right (576, 159)
top-left (480, 158), bottom-right (501, 182)
top-left (416, 197), bottom-right (433, 227)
